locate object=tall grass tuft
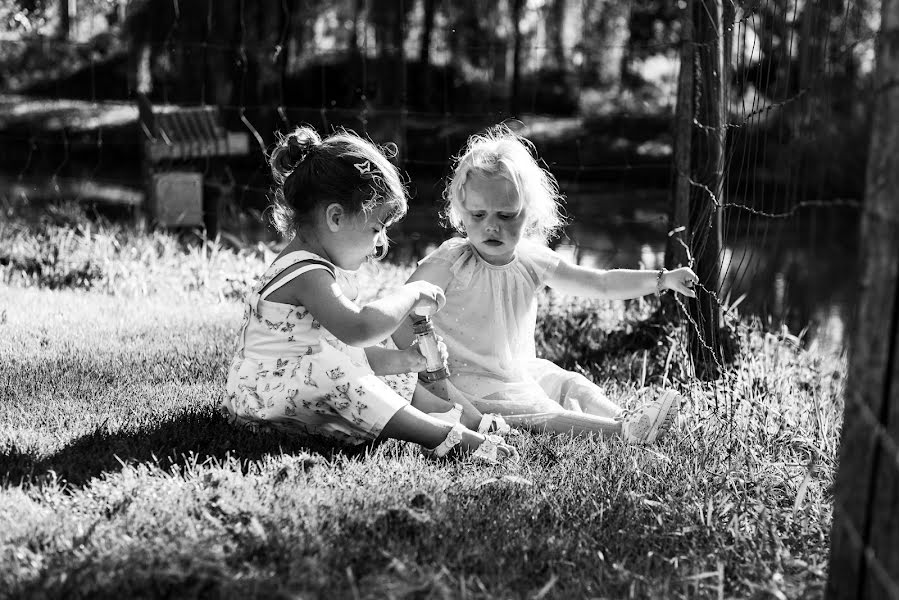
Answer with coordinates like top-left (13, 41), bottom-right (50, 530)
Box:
top-left (0, 205), bottom-right (261, 299)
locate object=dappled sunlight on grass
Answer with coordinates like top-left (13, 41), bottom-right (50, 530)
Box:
top-left (0, 94), bottom-right (138, 131)
top-left (0, 221), bottom-right (843, 598)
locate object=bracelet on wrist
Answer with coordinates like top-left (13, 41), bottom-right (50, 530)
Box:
top-left (656, 267), bottom-right (668, 296)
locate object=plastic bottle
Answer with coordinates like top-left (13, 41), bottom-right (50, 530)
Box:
top-left (411, 306), bottom-right (449, 382)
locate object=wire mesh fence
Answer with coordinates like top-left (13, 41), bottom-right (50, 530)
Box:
top-left (1, 1), bottom-right (895, 593)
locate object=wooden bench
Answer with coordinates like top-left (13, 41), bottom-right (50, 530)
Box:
top-left (137, 94), bottom-right (249, 235)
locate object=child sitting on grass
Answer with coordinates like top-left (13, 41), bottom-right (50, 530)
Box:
top-left (394, 124), bottom-right (698, 444)
top-left (224, 125), bottom-right (517, 463)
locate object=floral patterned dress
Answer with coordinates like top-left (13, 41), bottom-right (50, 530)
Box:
top-left (224, 251), bottom-right (416, 445)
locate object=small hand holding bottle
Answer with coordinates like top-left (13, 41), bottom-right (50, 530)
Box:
top-left (404, 280), bottom-right (446, 315)
top-left (403, 331), bottom-right (449, 373)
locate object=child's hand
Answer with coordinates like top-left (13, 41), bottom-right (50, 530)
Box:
top-left (405, 281), bottom-right (446, 315)
top-left (405, 336), bottom-right (448, 372)
top-left (662, 267), bottom-right (698, 298)
top-left (404, 344), bottom-right (428, 372)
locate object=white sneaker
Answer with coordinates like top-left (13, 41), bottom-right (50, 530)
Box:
top-left (618, 390), bottom-right (681, 444)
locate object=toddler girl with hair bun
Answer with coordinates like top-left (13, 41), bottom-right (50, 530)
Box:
top-left (224, 125), bottom-right (517, 463)
top-left (395, 124), bottom-right (699, 444)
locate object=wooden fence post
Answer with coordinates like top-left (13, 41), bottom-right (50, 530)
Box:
top-left (827, 1), bottom-right (899, 597)
top-left (666, 0), bottom-right (693, 273)
top-left (667, 0), bottom-right (725, 380)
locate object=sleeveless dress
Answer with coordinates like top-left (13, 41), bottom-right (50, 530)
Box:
top-left (419, 237), bottom-right (621, 428)
top-left (224, 251), bottom-right (416, 445)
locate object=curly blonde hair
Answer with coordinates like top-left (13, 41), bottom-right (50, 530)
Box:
top-left (443, 124), bottom-right (565, 244)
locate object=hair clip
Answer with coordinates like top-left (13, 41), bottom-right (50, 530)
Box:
top-left (354, 160), bottom-right (372, 175)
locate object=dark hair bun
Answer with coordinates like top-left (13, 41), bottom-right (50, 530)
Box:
top-left (270, 126), bottom-right (322, 182)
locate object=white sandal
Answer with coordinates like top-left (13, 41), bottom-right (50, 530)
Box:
top-left (477, 413), bottom-right (512, 435)
top-left (470, 433), bottom-right (520, 464)
top-left (422, 422), bottom-right (466, 458)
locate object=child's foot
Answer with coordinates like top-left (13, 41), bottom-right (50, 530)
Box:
top-left (617, 390), bottom-right (681, 444)
top-left (477, 413), bottom-right (515, 436)
top-left (428, 403), bottom-right (463, 425)
top-left (470, 433), bottom-right (520, 464)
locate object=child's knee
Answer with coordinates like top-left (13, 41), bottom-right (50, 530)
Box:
top-left (557, 372), bottom-right (604, 400)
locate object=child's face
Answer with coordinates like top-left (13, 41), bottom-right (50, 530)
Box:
top-left (459, 174), bottom-right (526, 265)
top-left (327, 205), bottom-right (390, 271)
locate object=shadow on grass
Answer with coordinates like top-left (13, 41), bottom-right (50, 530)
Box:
top-left (0, 409), bottom-right (368, 488)
top-left (12, 553), bottom-right (312, 600)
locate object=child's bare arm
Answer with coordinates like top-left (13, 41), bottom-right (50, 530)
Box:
top-left (364, 345), bottom-right (426, 376)
top-left (273, 267), bottom-right (445, 347)
top-left (545, 261), bottom-right (698, 300)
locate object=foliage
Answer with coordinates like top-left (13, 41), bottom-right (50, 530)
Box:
top-left (1, 1), bottom-right (53, 37)
top-left (0, 1), bottom-right (127, 90)
top-left (732, 0), bottom-right (878, 101)
top-left (0, 204), bottom-right (844, 598)
top-left (0, 203), bottom-right (261, 299)
top-left (0, 0), bottom-right (880, 210)
top-left (627, 0), bottom-right (682, 62)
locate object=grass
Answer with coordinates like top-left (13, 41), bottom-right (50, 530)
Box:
top-left (0, 206), bottom-right (844, 599)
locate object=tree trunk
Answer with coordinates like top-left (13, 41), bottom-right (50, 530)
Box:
top-left (827, 1), bottom-right (899, 597)
top-left (667, 1), bottom-right (694, 274)
top-left (391, 0), bottom-right (411, 105)
top-left (124, 0), bottom-right (173, 97)
top-left (393, 0), bottom-right (408, 164)
top-left (546, 0), bottom-right (566, 71)
top-left (798, 0), bottom-right (839, 92)
top-left (255, 1), bottom-right (286, 140)
top-left (722, 0), bottom-right (734, 93)
top-left (371, 0), bottom-right (397, 107)
top-left (509, 0), bottom-right (524, 116)
top-left (128, 41), bottom-right (153, 95)
top-left (596, 0), bottom-right (630, 89)
top-left (278, 0), bottom-right (298, 114)
top-left (57, 0), bottom-right (72, 41)
top-left (797, 0), bottom-right (839, 135)
top-left (255, 1), bottom-right (285, 103)
top-left (417, 0), bottom-right (436, 111)
top-left (578, 0), bottom-right (628, 88)
top-left (688, 0), bottom-right (725, 380)
top-left (350, 0), bottom-right (364, 55)
top-left (160, 0), bottom-right (237, 106)
top-left (419, 0), bottom-right (436, 66)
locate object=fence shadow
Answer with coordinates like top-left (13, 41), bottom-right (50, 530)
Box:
top-left (0, 409), bottom-right (369, 488)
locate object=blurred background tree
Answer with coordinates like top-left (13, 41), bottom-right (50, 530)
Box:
top-left (0, 0), bottom-right (882, 350)
top-left (0, 0), bottom-right (880, 213)
top-left (1, 0), bottom-right (879, 150)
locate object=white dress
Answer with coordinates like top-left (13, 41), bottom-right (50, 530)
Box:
top-left (224, 251), bottom-right (416, 446)
top-left (419, 237), bottom-right (620, 428)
